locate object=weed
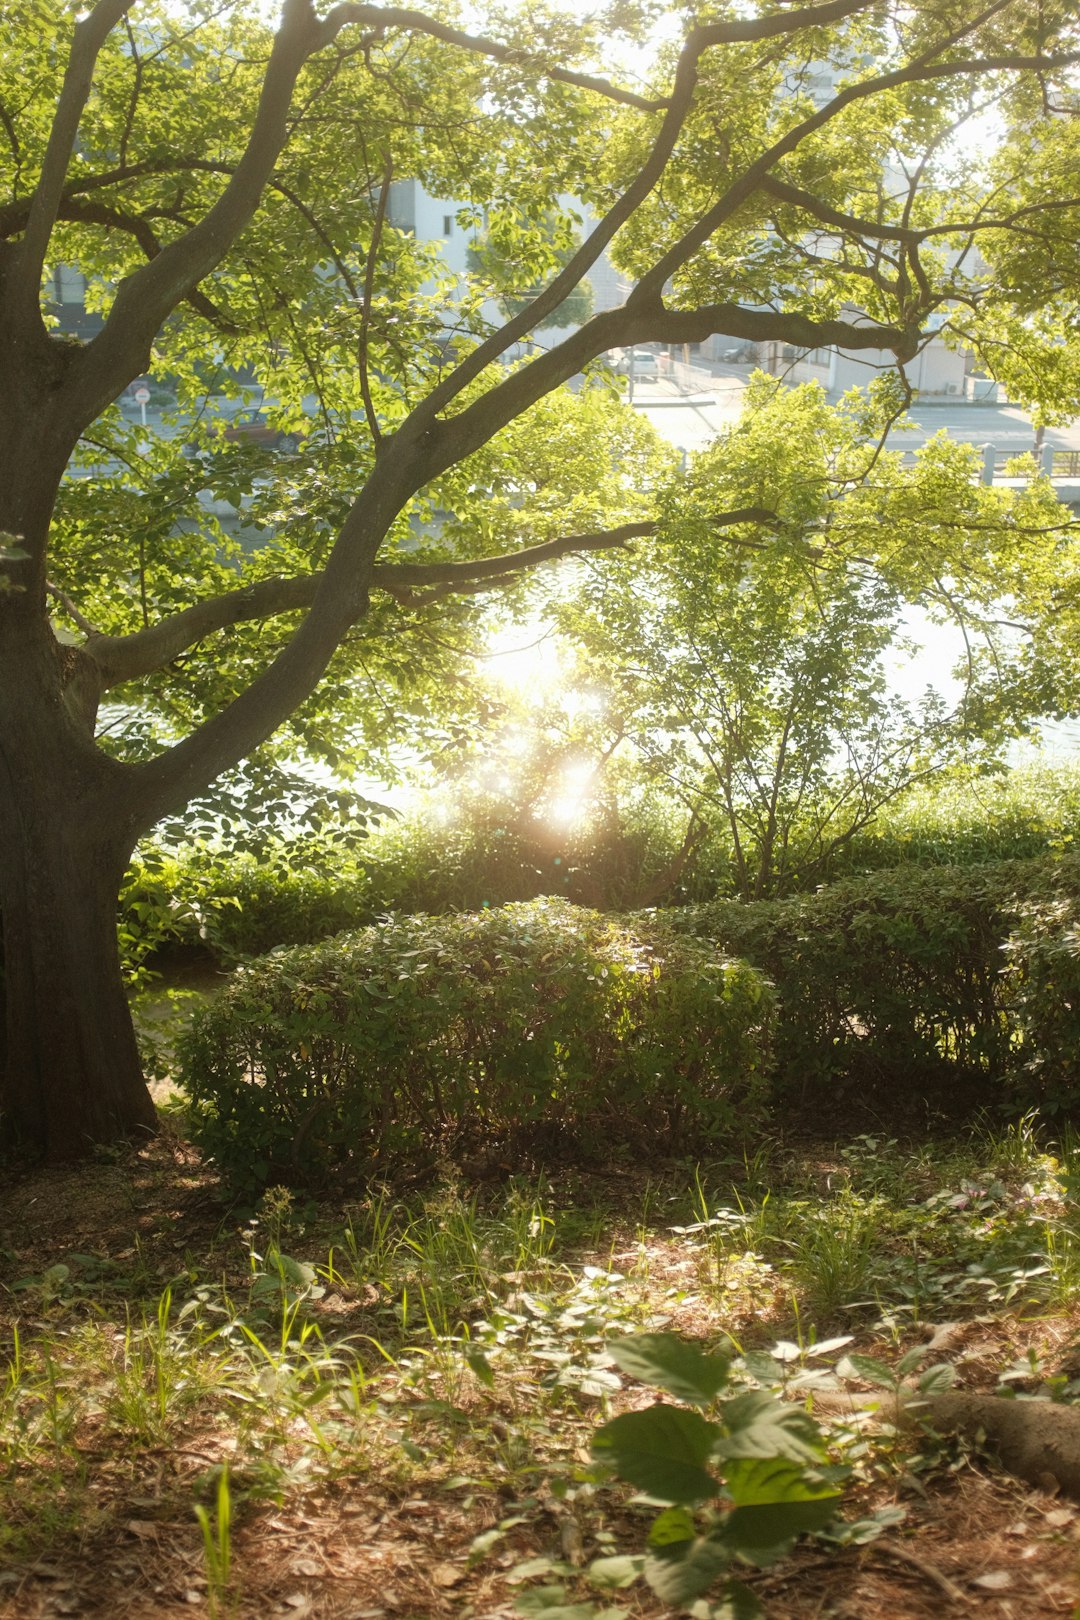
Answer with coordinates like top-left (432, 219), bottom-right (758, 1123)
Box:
top-left (194, 1465), bottom-right (234, 1618)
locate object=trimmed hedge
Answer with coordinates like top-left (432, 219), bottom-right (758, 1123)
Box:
top-left (179, 897), bottom-right (774, 1190)
top-left (665, 855), bottom-right (1080, 1119)
top-left (1006, 887), bottom-right (1080, 1115)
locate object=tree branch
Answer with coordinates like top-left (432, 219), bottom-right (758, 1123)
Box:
top-left (9, 0), bottom-right (134, 317)
top-left (85, 510), bottom-right (779, 690)
top-left (430, 301), bottom-right (916, 481)
top-left (358, 151), bottom-right (393, 448)
top-left (47, 195), bottom-right (242, 331)
top-left (631, 42), bottom-right (1080, 306)
top-left (320, 3), bottom-right (673, 110)
top-left (68, 0), bottom-right (349, 422)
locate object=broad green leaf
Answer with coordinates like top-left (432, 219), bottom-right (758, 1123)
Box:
top-left (722, 1456), bottom-right (832, 1506)
top-left (592, 1405), bottom-right (720, 1503)
top-left (918, 1362), bottom-right (957, 1396)
top-left (465, 1347), bottom-right (496, 1388)
top-left (896, 1346), bottom-right (929, 1377)
top-left (644, 1535), bottom-right (731, 1605)
top-left (515, 1585), bottom-right (624, 1620)
top-left (719, 1458), bottom-right (841, 1566)
top-left (740, 1351), bottom-right (784, 1387)
top-left (647, 1507), bottom-right (697, 1546)
top-left (721, 1497), bottom-right (840, 1566)
top-left (609, 1334), bottom-right (730, 1406)
top-left (713, 1392), bottom-right (827, 1465)
top-left (586, 1554), bottom-right (646, 1589)
top-left (835, 1355), bottom-right (898, 1391)
top-left (272, 1252), bottom-right (316, 1287)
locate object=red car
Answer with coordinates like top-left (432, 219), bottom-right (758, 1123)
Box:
top-left (183, 409), bottom-right (304, 456)
top-left (220, 409), bottom-right (304, 451)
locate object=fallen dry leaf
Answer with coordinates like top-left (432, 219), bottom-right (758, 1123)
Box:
top-left (972, 1571), bottom-right (1014, 1591)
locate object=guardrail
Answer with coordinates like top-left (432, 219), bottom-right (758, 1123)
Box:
top-left (896, 444), bottom-right (1080, 484)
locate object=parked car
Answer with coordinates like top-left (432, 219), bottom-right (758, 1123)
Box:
top-left (612, 348), bottom-right (661, 382)
top-left (182, 409), bottom-right (305, 456)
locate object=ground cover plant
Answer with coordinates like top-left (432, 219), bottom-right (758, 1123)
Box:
top-left (3, 1123), bottom-right (1080, 1616)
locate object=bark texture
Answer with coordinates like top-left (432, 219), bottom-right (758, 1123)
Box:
top-left (0, 616), bottom-right (156, 1158)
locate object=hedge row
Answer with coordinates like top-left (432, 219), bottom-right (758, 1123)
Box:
top-left (179, 897), bottom-right (775, 1190)
top-left (665, 854), bottom-right (1080, 1118)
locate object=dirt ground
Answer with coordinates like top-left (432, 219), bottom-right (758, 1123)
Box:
top-left (1, 1140), bottom-right (1078, 1620)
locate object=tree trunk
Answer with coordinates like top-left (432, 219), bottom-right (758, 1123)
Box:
top-left (0, 785), bottom-right (157, 1160)
top-left (0, 621), bottom-right (157, 1160)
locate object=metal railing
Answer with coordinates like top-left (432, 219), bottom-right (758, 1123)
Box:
top-left (896, 444), bottom-right (1080, 484)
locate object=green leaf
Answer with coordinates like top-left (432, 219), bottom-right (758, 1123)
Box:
top-left (592, 1404), bottom-right (720, 1504)
top-left (918, 1362), bottom-right (957, 1396)
top-left (689, 1577), bottom-right (765, 1619)
top-left (609, 1333), bottom-right (730, 1406)
top-left (713, 1392), bottom-right (827, 1465)
top-left (586, 1554), bottom-right (645, 1589)
top-left (647, 1507), bottom-right (697, 1546)
top-left (835, 1354), bottom-right (898, 1391)
top-left (465, 1346), bottom-right (496, 1388)
top-left (644, 1535), bottom-right (731, 1605)
top-left (740, 1351), bottom-right (784, 1386)
top-left (514, 1585), bottom-right (624, 1620)
top-left (896, 1346), bottom-right (928, 1377)
top-left (719, 1458), bottom-right (841, 1566)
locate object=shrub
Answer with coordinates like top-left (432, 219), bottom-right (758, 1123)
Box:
top-left (1005, 891), bottom-right (1080, 1115)
top-left (666, 855), bottom-right (1080, 1121)
top-left (178, 897), bottom-right (775, 1191)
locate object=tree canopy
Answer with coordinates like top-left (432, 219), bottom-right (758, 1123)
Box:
top-left (549, 376), bottom-right (1079, 899)
top-left (4, 0), bottom-right (1080, 1158)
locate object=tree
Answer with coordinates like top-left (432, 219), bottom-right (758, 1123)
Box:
top-left (467, 208), bottom-right (595, 330)
top-left (2, 0), bottom-right (1080, 1159)
top-left (557, 376), bottom-right (1079, 899)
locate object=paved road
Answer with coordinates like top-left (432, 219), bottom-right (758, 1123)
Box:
top-left (630, 367), bottom-right (1075, 457)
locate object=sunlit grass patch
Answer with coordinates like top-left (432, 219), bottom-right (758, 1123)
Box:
top-left (3, 1128), bottom-right (1080, 1614)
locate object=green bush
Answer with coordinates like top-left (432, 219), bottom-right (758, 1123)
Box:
top-left (119, 842), bottom-right (379, 978)
top-left (666, 855), bottom-right (1080, 1120)
top-left (831, 764), bottom-right (1080, 878)
top-left (1005, 891), bottom-right (1080, 1114)
top-left (178, 897), bottom-right (775, 1191)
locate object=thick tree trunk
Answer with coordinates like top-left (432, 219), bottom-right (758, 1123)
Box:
top-left (0, 619), bottom-right (157, 1160)
top-left (0, 821), bottom-right (157, 1159)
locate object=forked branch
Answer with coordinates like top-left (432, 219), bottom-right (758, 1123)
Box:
top-left (83, 509), bottom-right (779, 690)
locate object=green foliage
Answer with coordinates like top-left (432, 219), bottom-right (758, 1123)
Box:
top-left (584, 1333), bottom-right (842, 1616)
top-left (466, 206), bottom-right (594, 330)
top-left (1006, 894), bottom-right (1080, 1116)
top-left (179, 898), bottom-right (774, 1192)
top-left (554, 379), bottom-right (1079, 902)
top-left (832, 763), bottom-right (1080, 877)
top-left (667, 853), bottom-right (1080, 1121)
top-left (116, 763), bottom-right (1080, 988)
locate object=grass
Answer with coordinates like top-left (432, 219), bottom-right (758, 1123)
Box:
top-left (3, 1125), bottom-right (1080, 1615)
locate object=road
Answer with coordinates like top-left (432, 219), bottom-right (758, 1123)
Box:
top-left (630, 366), bottom-right (1077, 458)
